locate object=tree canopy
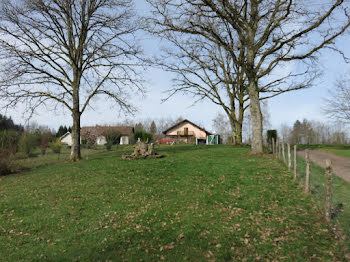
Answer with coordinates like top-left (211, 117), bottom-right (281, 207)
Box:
top-left (147, 0), bottom-right (350, 152)
top-left (0, 0), bottom-right (145, 160)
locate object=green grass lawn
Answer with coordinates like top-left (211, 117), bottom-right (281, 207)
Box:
top-left (0, 145), bottom-right (343, 261)
top-left (12, 145), bottom-right (121, 172)
top-left (321, 147), bottom-right (350, 158)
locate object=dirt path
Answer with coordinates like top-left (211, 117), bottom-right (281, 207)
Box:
top-left (297, 149), bottom-right (350, 183)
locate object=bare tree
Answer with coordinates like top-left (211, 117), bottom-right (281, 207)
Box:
top-left (279, 119), bottom-right (348, 145)
top-left (147, 0), bottom-right (350, 153)
top-left (243, 100), bottom-right (271, 143)
top-left (0, 0), bottom-right (144, 161)
top-left (212, 112), bottom-right (232, 144)
top-left (156, 36), bottom-right (249, 145)
top-left (323, 76), bottom-right (350, 123)
top-left (279, 123), bottom-right (292, 143)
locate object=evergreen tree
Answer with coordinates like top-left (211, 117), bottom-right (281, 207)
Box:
top-left (56, 126), bottom-right (67, 137)
top-left (134, 123), bottom-right (144, 132)
top-left (0, 114), bottom-right (22, 131)
top-left (150, 121), bottom-right (157, 134)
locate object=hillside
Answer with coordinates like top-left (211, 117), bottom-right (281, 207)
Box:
top-left (0, 145), bottom-right (341, 261)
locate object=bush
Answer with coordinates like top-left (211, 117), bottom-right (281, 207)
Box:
top-left (39, 132), bottom-right (55, 155)
top-left (0, 148), bottom-right (14, 176)
top-left (81, 130), bottom-right (97, 148)
top-left (103, 129), bottom-right (121, 150)
top-left (19, 133), bottom-right (39, 157)
top-left (134, 130), bottom-right (153, 143)
top-left (49, 139), bottom-right (62, 154)
top-left (0, 130), bottom-right (21, 154)
top-left (40, 140), bottom-right (48, 155)
top-left (105, 142), bottom-right (113, 151)
top-left (0, 130), bottom-right (21, 175)
top-left (267, 130), bottom-right (277, 144)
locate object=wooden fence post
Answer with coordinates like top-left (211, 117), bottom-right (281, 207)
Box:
top-left (325, 159), bottom-right (333, 222)
top-left (282, 143), bottom-right (286, 164)
top-left (278, 140), bottom-right (281, 159)
top-left (294, 145), bottom-right (297, 180)
top-left (305, 149), bottom-right (310, 194)
top-left (288, 144), bottom-right (291, 170)
top-left (275, 139), bottom-right (278, 157)
top-left (272, 138), bottom-right (275, 156)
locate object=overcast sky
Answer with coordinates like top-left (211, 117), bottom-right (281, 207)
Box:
top-left (3, 1), bottom-right (350, 133)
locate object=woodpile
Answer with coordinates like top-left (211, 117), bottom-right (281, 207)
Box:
top-left (122, 142), bottom-right (164, 160)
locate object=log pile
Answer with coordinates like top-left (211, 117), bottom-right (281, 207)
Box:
top-left (122, 142), bottom-right (164, 160)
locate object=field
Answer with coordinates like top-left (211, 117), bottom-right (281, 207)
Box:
top-left (0, 145), bottom-right (342, 261)
top-left (298, 144), bottom-right (350, 158)
top-left (321, 146), bottom-right (350, 158)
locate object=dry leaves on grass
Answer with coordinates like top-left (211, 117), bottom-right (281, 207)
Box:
top-left (160, 242), bottom-right (175, 251)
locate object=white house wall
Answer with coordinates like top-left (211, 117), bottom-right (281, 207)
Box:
top-left (61, 134), bottom-right (73, 146)
top-left (96, 136), bottom-right (107, 145)
top-left (120, 136), bottom-right (129, 145)
top-left (167, 122), bottom-right (207, 139)
top-left (62, 133), bottom-right (130, 146)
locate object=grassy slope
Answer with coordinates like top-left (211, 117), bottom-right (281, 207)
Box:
top-left (0, 145), bottom-right (341, 261)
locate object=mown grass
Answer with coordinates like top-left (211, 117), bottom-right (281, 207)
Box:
top-left (9, 145), bottom-right (133, 174)
top-left (321, 147), bottom-right (350, 158)
top-left (0, 145), bottom-right (342, 261)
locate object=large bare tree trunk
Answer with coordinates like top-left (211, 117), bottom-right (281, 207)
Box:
top-left (71, 110), bottom-right (81, 161)
top-left (235, 100), bottom-right (245, 145)
top-left (248, 84), bottom-right (263, 153)
top-left (235, 122), bottom-right (243, 145)
top-left (246, 4), bottom-right (263, 153)
top-left (71, 78), bottom-right (81, 161)
top-left (229, 118), bottom-right (243, 145)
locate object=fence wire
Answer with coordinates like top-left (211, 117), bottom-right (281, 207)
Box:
top-left (274, 141), bottom-right (350, 257)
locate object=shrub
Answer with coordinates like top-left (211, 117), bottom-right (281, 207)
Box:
top-left (40, 140), bottom-right (48, 155)
top-left (0, 130), bottom-right (21, 154)
top-left (267, 130), bottom-right (277, 145)
top-left (49, 139), bottom-right (62, 154)
top-left (134, 130), bottom-right (153, 143)
top-left (0, 130), bottom-right (21, 175)
top-left (81, 130), bottom-right (97, 148)
top-left (0, 148), bottom-right (13, 176)
top-left (39, 132), bottom-right (55, 155)
top-left (103, 129), bottom-right (121, 150)
top-left (19, 133), bottom-right (39, 157)
top-left (105, 142), bottom-right (113, 151)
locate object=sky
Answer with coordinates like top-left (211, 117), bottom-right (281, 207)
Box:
top-left (3, 1), bottom-right (350, 133)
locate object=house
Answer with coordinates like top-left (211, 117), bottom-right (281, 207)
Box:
top-left (81, 126), bottom-right (134, 145)
top-left (162, 119), bottom-right (212, 144)
top-left (60, 126), bottom-right (134, 146)
top-left (60, 132), bottom-right (73, 146)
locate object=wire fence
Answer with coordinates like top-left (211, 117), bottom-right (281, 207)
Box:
top-left (272, 139), bottom-right (350, 258)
